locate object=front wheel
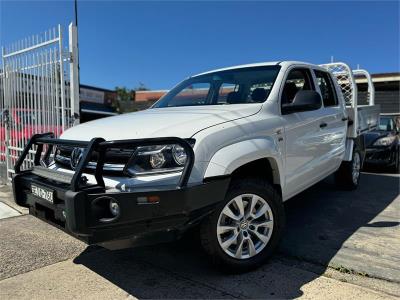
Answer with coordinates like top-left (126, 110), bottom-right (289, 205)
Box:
top-left (335, 148), bottom-right (362, 190)
top-left (200, 178), bottom-right (285, 273)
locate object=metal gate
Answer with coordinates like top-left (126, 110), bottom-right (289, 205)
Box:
top-left (0, 23), bottom-right (79, 181)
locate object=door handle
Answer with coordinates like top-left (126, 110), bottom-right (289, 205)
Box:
top-left (341, 117), bottom-right (348, 121)
top-left (320, 122), bottom-right (327, 128)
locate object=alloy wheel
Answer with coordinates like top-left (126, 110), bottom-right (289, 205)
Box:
top-left (352, 152), bottom-right (361, 184)
top-left (216, 194), bottom-right (274, 259)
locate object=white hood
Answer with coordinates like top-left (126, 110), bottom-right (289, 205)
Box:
top-left (61, 104), bottom-right (262, 141)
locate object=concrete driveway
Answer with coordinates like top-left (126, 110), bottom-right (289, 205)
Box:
top-left (281, 171), bottom-right (400, 282)
top-left (0, 172), bottom-right (399, 299)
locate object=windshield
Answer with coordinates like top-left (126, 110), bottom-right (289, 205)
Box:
top-left (379, 116), bottom-right (394, 131)
top-left (153, 66), bottom-right (281, 108)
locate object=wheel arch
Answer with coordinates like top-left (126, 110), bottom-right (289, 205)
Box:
top-left (230, 158), bottom-right (282, 195)
top-left (203, 138), bottom-right (283, 195)
top-left (343, 136), bottom-right (366, 167)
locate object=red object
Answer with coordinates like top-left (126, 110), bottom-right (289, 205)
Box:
top-left (0, 108), bottom-right (64, 162)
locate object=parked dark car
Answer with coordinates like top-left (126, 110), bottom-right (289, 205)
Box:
top-left (364, 114), bottom-right (400, 172)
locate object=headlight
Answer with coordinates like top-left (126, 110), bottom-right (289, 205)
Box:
top-left (172, 144), bottom-right (187, 166)
top-left (124, 142), bottom-right (193, 176)
top-left (149, 152), bottom-right (166, 168)
top-left (373, 136), bottom-right (396, 146)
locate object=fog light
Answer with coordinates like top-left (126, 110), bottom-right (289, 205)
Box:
top-left (109, 199), bottom-right (120, 217)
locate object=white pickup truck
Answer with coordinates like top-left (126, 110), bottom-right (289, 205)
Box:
top-left (13, 61), bottom-right (379, 272)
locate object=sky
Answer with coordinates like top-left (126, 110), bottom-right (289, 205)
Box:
top-left (1, 1), bottom-right (399, 90)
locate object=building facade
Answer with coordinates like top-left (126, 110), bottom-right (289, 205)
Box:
top-left (356, 73), bottom-right (400, 113)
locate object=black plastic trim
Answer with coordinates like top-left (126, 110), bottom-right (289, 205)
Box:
top-left (13, 172), bottom-right (230, 247)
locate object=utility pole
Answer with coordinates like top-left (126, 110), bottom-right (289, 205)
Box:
top-left (73, 0), bottom-right (81, 124)
top-left (74, 0), bottom-right (78, 27)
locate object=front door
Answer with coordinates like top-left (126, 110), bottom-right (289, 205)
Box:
top-left (281, 67), bottom-right (326, 199)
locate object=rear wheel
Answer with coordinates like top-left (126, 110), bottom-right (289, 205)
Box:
top-left (335, 148), bottom-right (361, 190)
top-left (200, 178), bottom-right (285, 273)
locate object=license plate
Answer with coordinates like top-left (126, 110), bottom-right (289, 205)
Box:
top-left (31, 184), bottom-right (54, 204)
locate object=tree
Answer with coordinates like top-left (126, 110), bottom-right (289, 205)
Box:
top-left (134, 82), bottom-right (149, 91)
top-left (115, 86), bottom-right (132, 102)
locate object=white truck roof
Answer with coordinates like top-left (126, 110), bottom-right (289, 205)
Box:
top-left (193, 61), bottom-right (323, 77)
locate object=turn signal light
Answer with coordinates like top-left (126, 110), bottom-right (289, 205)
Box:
top-left (137, 195), bottom-right (160, 204)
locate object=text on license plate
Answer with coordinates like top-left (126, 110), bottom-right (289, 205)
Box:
top-left (31, 185), bottom-right (54, 203)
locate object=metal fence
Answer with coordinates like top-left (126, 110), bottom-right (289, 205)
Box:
top-left (0, 72), bottom-right (5, 182)
top-left (0, 23), bottom-right (79, 181)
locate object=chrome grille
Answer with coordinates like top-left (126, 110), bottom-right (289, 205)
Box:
top-left (54, 146), bottom-right (132, 172)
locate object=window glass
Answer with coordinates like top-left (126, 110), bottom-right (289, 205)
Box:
top-left (314, 70), bottom-right (338, 107)
top-left (217, 83), bottom-right (238, 104)
top-left (247, 83), bottom-right (273, 103)
top-left (379, 117), bottom-right (394, 131)
top-left (166, 82), bottom-right (211, 107)
top-left (281, 69), bottom-right (314, 105)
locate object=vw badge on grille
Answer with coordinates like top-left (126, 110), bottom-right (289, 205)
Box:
top-left (70, 148), bottom-right (84, 170)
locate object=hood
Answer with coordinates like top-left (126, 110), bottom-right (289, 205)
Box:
top-left (61, 104), bottom-right (262, 141)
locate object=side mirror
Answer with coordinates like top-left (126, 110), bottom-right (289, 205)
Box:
top-left (282, 90), bottom-right (322, 115)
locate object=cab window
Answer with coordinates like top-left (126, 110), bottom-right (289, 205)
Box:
top-left (314, 70), bottom-right (338, 107)
top-left (281, 68), bottom-right (314, 106)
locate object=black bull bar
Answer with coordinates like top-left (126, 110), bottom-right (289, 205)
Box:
top-left (14, 132), bottom-right (195, 191)
top-left (12, 133), bottom-right (230, 247)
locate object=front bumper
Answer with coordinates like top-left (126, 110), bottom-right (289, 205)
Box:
top-left (13, 172), bottom-right (229, 249)
top-left (365, 146), bottom-right (397, 166)
top-left (12, 133), bottom-right (230, 249)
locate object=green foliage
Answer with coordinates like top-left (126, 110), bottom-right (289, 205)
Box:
top-left (113, 83), bottom-right (150, 113)
top-left (115, 86), bottom-right (132, 102)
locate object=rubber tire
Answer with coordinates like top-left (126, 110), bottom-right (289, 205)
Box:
top-left (335, 148), bottom-right (361, 190)
top-left (200, 178), bottom-right (285, 273)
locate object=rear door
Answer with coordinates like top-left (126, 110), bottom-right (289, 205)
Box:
top-left (313, 69), bottom-right (347, 172)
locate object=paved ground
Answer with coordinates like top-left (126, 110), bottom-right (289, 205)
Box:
top-left (0, 245), bottom-right (396, 300)
top-left (0, 185), bottom-right (28, 215)
top-left (0, 201), bottom-right (20, 219)
top-left (281, 171), bottom-right (400, 282)
top-left (0, 171), bottom-right (399, 299)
